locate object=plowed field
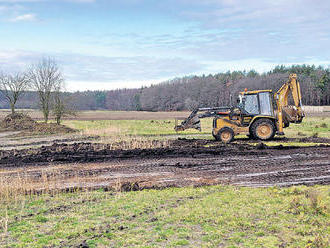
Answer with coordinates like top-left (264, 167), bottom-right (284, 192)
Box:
top-left (1, 138), bottom-right (329, 191)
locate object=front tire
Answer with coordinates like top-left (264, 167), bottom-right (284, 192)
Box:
top-left (251, 118), bottom-right (275, 141)
top-left (216, 127), bottom-right (234, 143)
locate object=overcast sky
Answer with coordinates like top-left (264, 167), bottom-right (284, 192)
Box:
top-left (0, 0), bottom-right (330, 91)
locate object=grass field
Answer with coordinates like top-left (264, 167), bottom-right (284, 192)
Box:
top-left (63, 116), bottom-right (330, 146)
top-left (63, 119), bottom-right (212, 137)
top-left (0, 109), bottom-right (329, 139)
top-left (284, 116), bottom-right (330, 138)
top-left (0, 185), bottom-right (329, 248)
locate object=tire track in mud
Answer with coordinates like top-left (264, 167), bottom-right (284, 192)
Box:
top-left (0, 140), bottom-right (329, 189)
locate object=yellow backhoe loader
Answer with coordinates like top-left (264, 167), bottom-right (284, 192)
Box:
top-left (175, 74), bottom-right (304, 143)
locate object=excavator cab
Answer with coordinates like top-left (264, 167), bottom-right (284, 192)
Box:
top-left (239, 90), bottom-right (274, 117)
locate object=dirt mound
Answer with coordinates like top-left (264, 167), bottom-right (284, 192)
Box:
top-left (0, 113), bottom-right (75, 134)
top-left (0, 113), bottom-right (36, 130)
top-left (31, 122), bottom-right (75, 134)
top-left (0, 141), bottom-right (256, 166)
top-left (1, 139), bottom-right (329, 167)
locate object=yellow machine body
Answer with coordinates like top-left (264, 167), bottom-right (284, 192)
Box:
top-left (212, 115), bottom-right (276, 136)
top-left (175, 74), bottom-right (305, 143)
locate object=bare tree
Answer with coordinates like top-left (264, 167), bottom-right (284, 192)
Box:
top-left (0, 72), bottom-right (29, 114)
top-left (28, 58), bottom-right (64, 123)
top-left (52, 88), bottom-right (76, 125)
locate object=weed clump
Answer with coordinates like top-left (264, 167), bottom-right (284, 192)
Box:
top-left (320, 122), bottom-right (328, 128)
top-left (305, 190), bottom-right (327, 215)
top-left (288, 197), bottom-right (303, 214)
top-left (256, 142), bottom-right (267, 149)
top-left (280, 186), bottom-right (304, 196)
top-left (312, 132), bottom-right (319, 138)
top-left (288, 189), bottom-right (327, 215)
top-left (119, 182), bottom-right (140, 192)
top-left (297, 131), bottom-right (306, 136)
top-left (307, 234), bottom-right (329, 248)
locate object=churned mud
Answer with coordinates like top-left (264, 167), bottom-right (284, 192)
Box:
top-left (0, 138), bottom-right (329, 190)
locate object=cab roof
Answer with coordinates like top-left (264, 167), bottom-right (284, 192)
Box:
top-left (240, 89), bottom-right (273, 95)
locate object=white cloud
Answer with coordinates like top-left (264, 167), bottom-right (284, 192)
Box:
top-left (1, 1), bottom-right (330, 90)
top-left (9, 13), bottom-right (37, 22)
top-left (0, 50), bottom-right (204, 89)
top-left (1, 49), bottom-right (329, 91)
top-left (67, 79), bottom-right (159, 92)
top-left (204, 59), bottom-right (330, 75)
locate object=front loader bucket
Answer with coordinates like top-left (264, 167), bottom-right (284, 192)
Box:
top-left (174, 110), bottom-right (201, 131)
top-left (174, 106), bottom-right (231, 132)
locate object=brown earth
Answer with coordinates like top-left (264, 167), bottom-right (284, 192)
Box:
top-left (0, 113), bottom-right (36, 130)
top-left (0, 138), bottom-right (329, 191)
top-left (0, 113), bottom-right (75, 134)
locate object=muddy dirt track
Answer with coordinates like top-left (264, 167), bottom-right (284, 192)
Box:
top-left (0, 138), bottom-right (329, 189)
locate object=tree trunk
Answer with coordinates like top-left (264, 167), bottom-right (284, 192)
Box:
top-left (43, 108), bottom-right (49, 123)
top-left (56, 115), bottom-right (61, 125)
top-left (42, 100), bottom-right (49, 123)
top-left (10, 103), bottom-right (15, 114)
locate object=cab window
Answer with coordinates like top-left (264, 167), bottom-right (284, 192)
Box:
top-left (244, 94), bottom-right (259, 115)
top-left (259, 92), bottom-right (273, 116)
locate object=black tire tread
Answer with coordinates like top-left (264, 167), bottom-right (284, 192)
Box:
top-left (251, 118), bottom-right (276, 141)
top-left (216, 127), bottom-right (234, 143)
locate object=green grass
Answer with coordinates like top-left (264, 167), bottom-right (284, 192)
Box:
top-left (64, 117), bottom-right (329, 138)
top-left (1, 185), bottom-right (329, 247)
top-left (63, 117), bottom-right (330, 147)
top-left (63, 119), bottom-right (213, 137)
top-left (284, 117), bottom-right (330, 138)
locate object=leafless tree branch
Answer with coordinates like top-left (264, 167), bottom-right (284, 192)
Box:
top-left (28, 58), bottom-right (64, 122)
top-left (0, 72), bottom-right (29, 114)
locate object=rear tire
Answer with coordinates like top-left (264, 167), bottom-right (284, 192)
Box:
top-left (216, 127), bottom-right (234, 143)
top-left (251, 118), bottom-right (275, 141)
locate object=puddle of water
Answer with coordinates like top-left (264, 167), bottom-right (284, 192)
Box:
top-left (233, 175), bottom-right (330, 187)
top-left (294, 175), bottom-right (330, 181)
top-left (0, 131), bottom-right (21, 138)
top-left (235, 167), bottom-right (312, 178)
top-left (102, 171), bottom-right (174, 179)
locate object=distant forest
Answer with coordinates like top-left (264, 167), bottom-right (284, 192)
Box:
top-left (0, 65), bottom-right (329, 111)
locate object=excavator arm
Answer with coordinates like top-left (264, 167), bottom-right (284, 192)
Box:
top-left (174, 107), bottom-right (231, 131)
top-left (275, 73), bottom-right (305, 134)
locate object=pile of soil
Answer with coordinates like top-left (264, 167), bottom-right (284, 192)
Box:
top-left (32, 122), bottom-right (75, 134)
top-left (0, 113), bottom-right (36, 130)
top-left (0, 113), bottom-right (75, 134)
top-left (0, 141), bottom-right (256, 166)
top-left (1, 139), bottom-right (329, 167)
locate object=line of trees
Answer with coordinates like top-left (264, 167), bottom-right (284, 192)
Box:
top-left (1, 64), bottom-right (329, 113)
top-left (138, 65), bottom-right (330, 111)
top-left (0, 58), bottom-right (75, 124)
